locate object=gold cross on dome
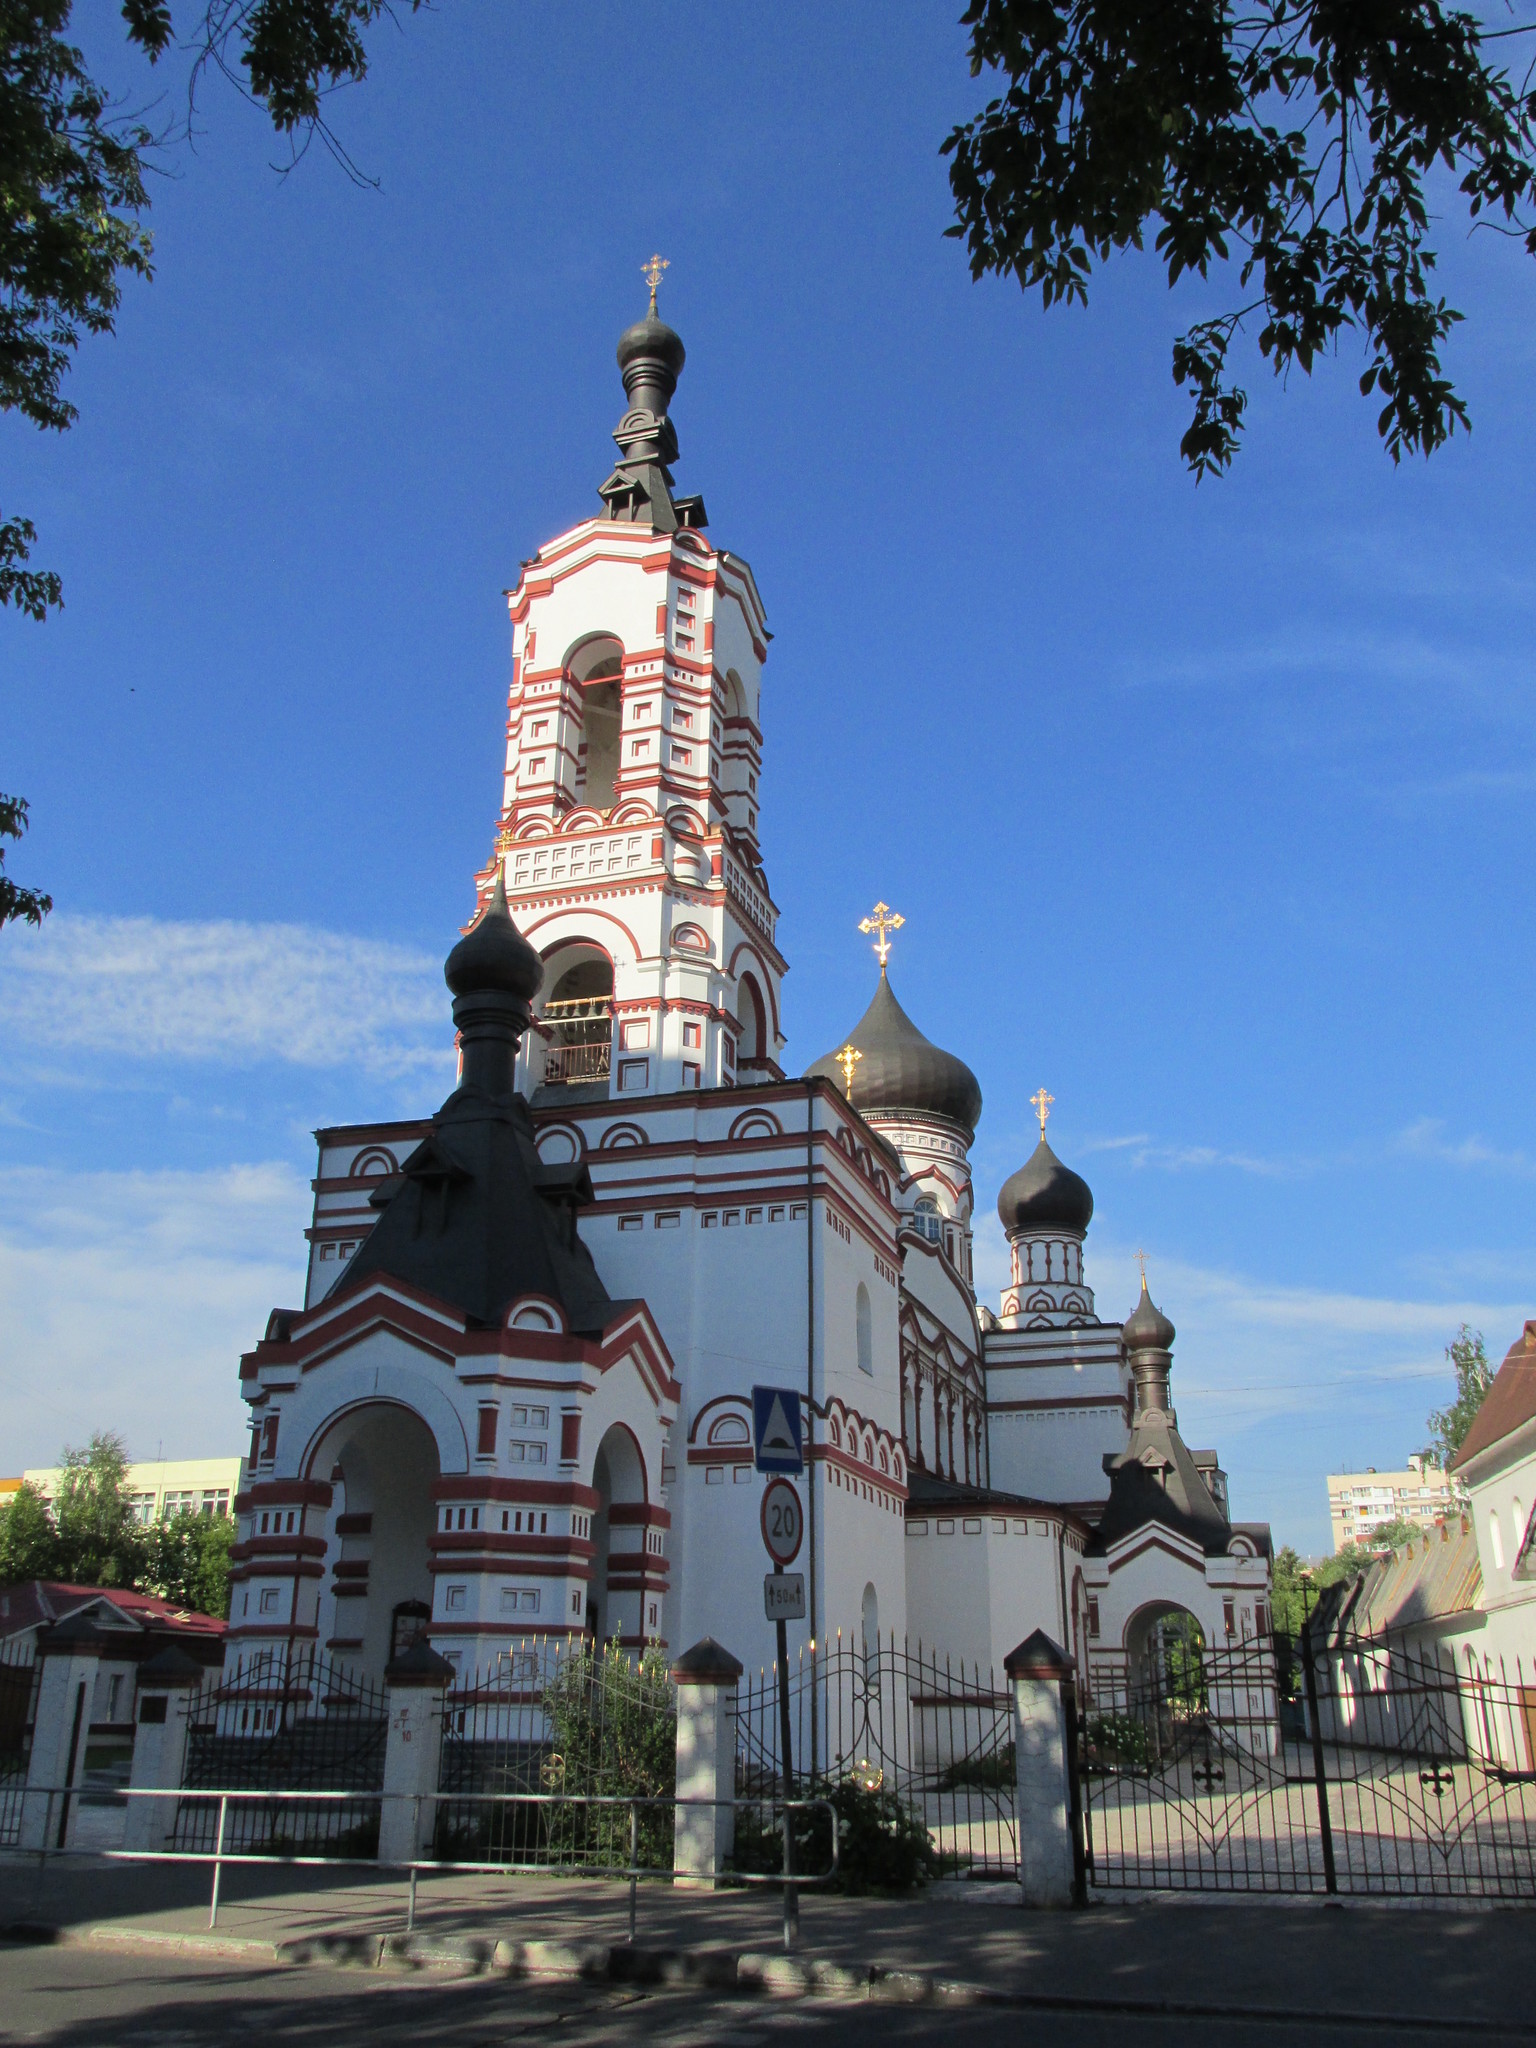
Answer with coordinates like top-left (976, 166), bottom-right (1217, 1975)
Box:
top-left (642, 253), bottom-right (669, 316)
top-left (1030, 1087), bottom-right (1054, 1136)
top-left (835, 1042), bottom-right (863, 1092)
top-left (1136, 1248), bottom-right (1149, 1288)
top-left (858, 901), bottom-right (905, 969)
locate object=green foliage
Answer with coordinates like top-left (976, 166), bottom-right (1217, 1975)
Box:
top-left (1269, 1545), bottom-right (1316, 1639)
top-left (731, 1774), bottom-right (942, 1893)
top-left (0, 0), bottom-right (154, 621)
top-left (539, 1638), bottom-right (677, 1869)
top-left (0, 794), bottom-right (51, 928)
top-left (0, 1479), bottom-right (62, 1582)
top-left (140, 1508), bottom-right (235, 1619)
top-left (943, 0), bottom-right (1536, 478)
top-left (1429, 1325), bottom-right (1494, 1469)
top-left (2, 1), bottom-right (426, 920)
top-left (52, 1431), bottom-right (143, 1588)
top-left (1082, 1712), bottom-right (1152, 1771)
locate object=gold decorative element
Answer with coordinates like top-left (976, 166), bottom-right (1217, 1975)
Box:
top-left (1135, 1248), bottom-right (1149, 1288)
top-left (858, 900), bottom-right (905, 969)
top-left (642, 253), bottom-right (669, 316)
top-left (835, 1042), bottom-right (864, 1092)
top-left (851, 1757), bottom-right (885, 1793)
top-left (1030, 1087), bottom-right (1054, 1136)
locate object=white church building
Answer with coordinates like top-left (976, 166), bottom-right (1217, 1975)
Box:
top-left (229, 290), bottom-right (1271, 1705)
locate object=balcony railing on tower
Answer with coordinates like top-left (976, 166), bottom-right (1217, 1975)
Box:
top-left (541, 997), bottom-right (613, 1085)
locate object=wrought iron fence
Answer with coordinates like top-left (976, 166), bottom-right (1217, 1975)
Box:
top-left (0, 1641), bottom-right (37, 1848)
top-left (435, 1636), bottom-right (676, 1868)
top-left (1080, 1627), bottom-right (1536, 1900)
top-left (735, 1632), bottom-right (1017, 1878)
top-left (174, 1647), bottom-right (386, 1855)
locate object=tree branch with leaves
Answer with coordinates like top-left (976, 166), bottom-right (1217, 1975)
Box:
top-left (944, 0), bottom-right (1536, 476)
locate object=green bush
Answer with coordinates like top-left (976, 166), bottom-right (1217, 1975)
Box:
top-left (540, 1638), bottom-right (676, 1869)
top-left (1083, 1713), bottom-right (1152, 1772)
top-left (730, 1775), bottom-right (941, 1893)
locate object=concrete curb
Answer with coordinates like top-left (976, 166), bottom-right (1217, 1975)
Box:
top-left (5, 1920), bottom-right (1536, 2033)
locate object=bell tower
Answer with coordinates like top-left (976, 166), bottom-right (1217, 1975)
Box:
top-left (475, 269), bottom-right (787, 1104)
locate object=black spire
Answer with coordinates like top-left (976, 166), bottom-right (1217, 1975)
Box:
top-left (444, 871), bottom-right (543, 1102)
top-left (597, 260), bottom-right (707, 533)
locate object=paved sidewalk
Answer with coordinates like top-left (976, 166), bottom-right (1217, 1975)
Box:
top-left (2, 1855), bottom-right (1531, 2028)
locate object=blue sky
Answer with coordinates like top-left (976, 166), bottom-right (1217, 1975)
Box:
top-left (4, 6), bottom-right (1535, 1553)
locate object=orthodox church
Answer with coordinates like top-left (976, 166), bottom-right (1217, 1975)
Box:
top-left (230, 282), bottom-right (1272, 1706)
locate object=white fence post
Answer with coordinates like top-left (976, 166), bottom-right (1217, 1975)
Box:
top-left (123, 1647), bottom-right (206, 1852)
top-left (19, 1615), bottom-right (107, 1853)
top-left (672, 1637), bottom-right (742, 1888)
top-left (1006, 1629), bottom-right (1081, 1909)
top-left (380, 1640), bottom-right (454, 1865)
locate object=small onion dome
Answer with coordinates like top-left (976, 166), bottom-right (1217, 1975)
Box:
top-left (996, 1136), bottom-right (1094, 1237)
top-left (444, 872), bottom-right (543, 1001)
top-left (804, 974), bottom-right (982, 1135)
top-left (617, 315), bottom-right (686, 383)
top-left (1123, 1278), bottom-right (1175, 1352)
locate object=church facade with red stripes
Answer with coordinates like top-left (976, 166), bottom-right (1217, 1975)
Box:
top-left (229, 283), bottom-right (1271, 1700)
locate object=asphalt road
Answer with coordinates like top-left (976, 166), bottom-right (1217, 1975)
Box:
top-left (1, 1944), bottom-right (1533, 2048)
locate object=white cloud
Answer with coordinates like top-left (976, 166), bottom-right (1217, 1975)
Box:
top-left (1393, 1117), bottom-right (1536, 1177)
top-left (0, 914), bottom-right (454, 1079)
top-left (1077, 1131), bottom-right (1297, 1177)
top-left (0, 1162), bottom-right (311, 1471)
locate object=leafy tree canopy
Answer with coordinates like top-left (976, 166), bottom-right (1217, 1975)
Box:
top-left (0, 793), bottom-right (51, 928)
top-left (140, 1507), bottom-right (234, 1618)
top-left (52, 1429), bottom-right (143, 1587)
top-left (1427, 1323), bottom-right (1494, 1468)
top-left (0, 1433), bottom-right (233, 1617)
top-left (944, 0), bottom-right (1536, 476)
top-left (3, 1), bottom-right (424, 923)
top-left (0, 1479), bottom-right (62, 1582)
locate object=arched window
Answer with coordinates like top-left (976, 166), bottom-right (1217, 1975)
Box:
top-left (736, 974), bottom-right (766, 1068)
top-left (1489, 1509), bottom-right (1506, 1572)
top-left (856, 1283), bottom-right (873, 1376)
top-left (861, 1581), bottom-right (880, 1692)
top-left (912, 1198), bottom-right (943, 1245)
top-left (570, 638), bottom-right (623, 810)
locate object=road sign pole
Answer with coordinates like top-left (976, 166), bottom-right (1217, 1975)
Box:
top-left (774, 1565), bottom-right (798, 1949)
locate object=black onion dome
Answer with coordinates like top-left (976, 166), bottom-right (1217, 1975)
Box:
top-left (617, 315), bottom-right (686, 382)
top-left (804, 975), bottom-right (982, 1134)
top-left (1123, 1280), bottom-right (1176, 1352)
top-left (445, 873), bottom-right (543, 1001)
top-left (996, 1137), bottom-right (1094, 1236)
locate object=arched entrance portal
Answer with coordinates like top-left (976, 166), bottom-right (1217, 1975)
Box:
top-left (308, 1403), bottom-right (440, 1683)
top-left (588, 1425), bottom-right (647, 1649)
top-left (1124, 1602), bottom-right (1208, 1730)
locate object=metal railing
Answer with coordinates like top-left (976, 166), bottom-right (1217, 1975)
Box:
top-left (543, 1040), bottom-right (612, 1084)
top-left (11, 1785), bottom-right (839, 1953)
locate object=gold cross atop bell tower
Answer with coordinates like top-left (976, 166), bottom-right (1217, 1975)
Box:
top-left (1030, 1087), bottom-right (1054, 1136)
top-left (642, 253), bottom-right (669, 317)
top-left (858, 901), bottom-right (904, 971)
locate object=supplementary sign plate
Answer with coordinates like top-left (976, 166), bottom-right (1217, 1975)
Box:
top-left (764, 1571), bottom-right (806, 1623)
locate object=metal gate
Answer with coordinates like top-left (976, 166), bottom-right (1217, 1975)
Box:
top-left (1080, 1626), bottom-right (1536, 1899)
top-left (436, 1636), bottom-right (676, 1868)
top-left (735, 1633), bottom-right (1017, 1876)
top-left (0, 1644), bottom-right (37, 1848)
top-left (175, 1647), bottom-right (386, 1854)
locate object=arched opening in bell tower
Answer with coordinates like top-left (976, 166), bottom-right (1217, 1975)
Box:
top-left (541, 941), bottom-right (615, 1088)
top-left (570, 636), bottom-right (624, 811)
top-left (735, 973), bottom-right (766, 1073)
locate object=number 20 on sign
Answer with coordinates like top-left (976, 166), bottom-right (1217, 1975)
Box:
top-left (760, 1477), bottom-right (803, 1567)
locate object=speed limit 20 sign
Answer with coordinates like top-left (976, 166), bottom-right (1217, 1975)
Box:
top-left (760, 1477), bottom-right (804, 1567)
